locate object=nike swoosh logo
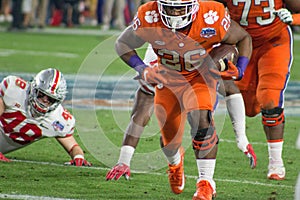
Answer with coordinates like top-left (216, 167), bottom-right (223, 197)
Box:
top-left (178, 173), bottom-right (185, 191)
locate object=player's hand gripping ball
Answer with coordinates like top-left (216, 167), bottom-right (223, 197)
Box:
top-left (210, 44), bottom-right (239, 72)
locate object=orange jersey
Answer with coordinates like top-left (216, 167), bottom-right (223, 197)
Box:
top-left (222, 0), bottom-right (287, 47)
top-left (133, 1), bottom-right (230, 83)
top-left (217, 0), bottom-right (293, 116)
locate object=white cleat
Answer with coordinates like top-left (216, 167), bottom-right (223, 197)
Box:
top-left (267, 165), bottom-right (285, 180)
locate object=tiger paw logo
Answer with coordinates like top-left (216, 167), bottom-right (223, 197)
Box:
top-left (145, 10), bottom-right (159, 23)
top-left (204, 10), bottom-right (219, 25)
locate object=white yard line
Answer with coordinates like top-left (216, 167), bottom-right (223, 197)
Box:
top-left (0, 48), bottom-right (78, 58)
top-left (0, 194), bottom-right (78, 200)
top-left (12, 159), bottom-right (293, 189)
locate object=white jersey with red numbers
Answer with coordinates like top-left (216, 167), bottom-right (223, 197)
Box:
top-left (0, 75), bottom-right (75, 154)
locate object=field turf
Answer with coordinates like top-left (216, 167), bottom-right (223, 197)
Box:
top-left (0, 29), bottom-right (299, 200)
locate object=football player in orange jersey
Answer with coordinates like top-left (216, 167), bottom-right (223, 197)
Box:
top-left (215, 0), bottom-right (300, 181)
top-left (273, 4), bottom-right (300, 199)
top-left (0, 68), bottom-right (91, 167)
top-left (113, 0), bottom-right (252, 199)
top-left (106, 43), bottom-right (257, 182)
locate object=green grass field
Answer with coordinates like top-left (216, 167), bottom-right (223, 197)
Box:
top-left (0, 29), bottom-right (299, 200)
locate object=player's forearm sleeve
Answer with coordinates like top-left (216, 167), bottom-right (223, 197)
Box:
top-left (128, 55), bottom-right (147, 74)
top-left (292, 14), bottom-right (300, 25)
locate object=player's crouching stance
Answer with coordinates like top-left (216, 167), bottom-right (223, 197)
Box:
top-left (106, 44), bottom-right (257, 182)
top-left (112, 0), bottom-right (252, 199)
top-left (0, 68), bottom-right (91, 167)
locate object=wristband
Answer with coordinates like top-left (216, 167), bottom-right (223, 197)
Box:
top-left (292, 13), bottom-right (300, 25)
top-left (68, 143), bottom-right (79, 154)
top-left (236, 56), bottom-right (249, 74)
top-left (128, 55), bottom-right (147, 74)
top-left (118, 145), bottom-right (135, 166)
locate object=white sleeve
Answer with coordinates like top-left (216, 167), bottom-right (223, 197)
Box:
top-left (49, 105), bottom-right (76, 137)
top-left (0, 76), bottom-right (27, 107)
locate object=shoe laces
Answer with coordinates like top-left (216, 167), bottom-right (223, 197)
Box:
top-left (168, 164), bottom-right (183, 183)
top-left (195, 180), bottom-right (213, 197)
top-left (197, 180), bottom-right (211, 188)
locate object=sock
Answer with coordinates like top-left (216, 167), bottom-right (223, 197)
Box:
top-left (118, 145), bottom-right (135, 166)
top-left (225, 93), bottom-right (249, 152)
top-left (196, 159), bottom-right (216, 191)
top-left (165, 149), bottom-right (181, 166)
top-left (196, 159), bottom-right (216, 180)
top-left (268, 140), bottom-right (284, 167)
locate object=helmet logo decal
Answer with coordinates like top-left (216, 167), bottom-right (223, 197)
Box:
top-left (51, 69), bottom-right (60, 94)
top-left (204, 10), bottom-right (219, 25)
top-left (145, 10), bottom-right (159, 24)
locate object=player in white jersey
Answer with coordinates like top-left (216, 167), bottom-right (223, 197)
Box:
top-left (106, 44), bottom-right (256, 180)
top-left (0, 68), bottom-right (91, 166)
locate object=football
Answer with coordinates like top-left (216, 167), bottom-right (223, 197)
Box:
top-left (208, 44), bottom-right (239, 72)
